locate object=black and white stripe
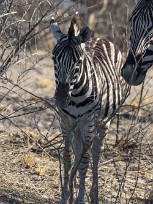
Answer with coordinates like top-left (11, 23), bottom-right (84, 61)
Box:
top-left (50, 17), bottom-right (128, 204)
top-left (121, 0), bottom-right (153, 86)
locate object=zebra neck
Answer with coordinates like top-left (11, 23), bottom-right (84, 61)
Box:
top-left (70, 57), bottom-right (98, 104)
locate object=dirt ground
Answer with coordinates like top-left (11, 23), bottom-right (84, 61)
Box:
top-left (0, 50), bottom-right (153, 204)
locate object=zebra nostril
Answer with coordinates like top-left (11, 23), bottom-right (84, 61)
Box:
top-left (121, 63), bottom-right (133, 77)
top-left (55, 98), bottom-right (68, 109)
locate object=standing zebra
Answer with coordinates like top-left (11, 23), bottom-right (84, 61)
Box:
top-left (121, 0), bottom-right (153, 86)
top-left (50, 17), bottom-right (128, 204)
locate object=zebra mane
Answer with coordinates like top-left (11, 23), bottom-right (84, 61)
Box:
top-left (68, 17), bottom-right (81, 39)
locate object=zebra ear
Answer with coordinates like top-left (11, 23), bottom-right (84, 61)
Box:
top-left (78, 26), bottom-right (93, 43)
top-left (50, 18), bottom-right (64, 42)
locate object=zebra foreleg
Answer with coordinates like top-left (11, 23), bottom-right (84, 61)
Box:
top-left (69, 160), bottom-right (78, 204)
top-left (76, 150), bottom-right (89, 204)
top-left (90, 128), bottom-right (106, 204)
top-left (70, 136), bottom-right (90, 204)
top-left (61, 128), bottom-right (72, 204)
top-left (69, 149), bottom-right (90, 204)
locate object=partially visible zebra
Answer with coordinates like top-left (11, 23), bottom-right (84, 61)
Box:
top-left (50, 17), bottom-right (128, 204)
top-left (121, 0), bottom-right (153, 86)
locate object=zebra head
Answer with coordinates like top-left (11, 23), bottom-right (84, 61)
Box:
top-left (50, 17), bottom-right (92, 109)
top-left (121, 0), bottom-right (153, 85)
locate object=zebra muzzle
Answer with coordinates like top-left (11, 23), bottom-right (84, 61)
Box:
top-left (121, 63), bottom-right (147, 86)
top-left (55, 82), bottom-right (70, 109)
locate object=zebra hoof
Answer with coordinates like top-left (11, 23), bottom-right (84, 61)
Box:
top-left (61, 190), bottom-right (70, 204)
top-left (75, 198), bottom-right (85, 204)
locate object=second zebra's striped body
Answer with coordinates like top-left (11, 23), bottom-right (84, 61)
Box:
top-left (50, 17), bottom-right (128, 204)
top-left (121, 0), bottom-right (153, 85)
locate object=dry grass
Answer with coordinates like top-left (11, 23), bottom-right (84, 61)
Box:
top-left (0, 109), bottom-right (153, 203)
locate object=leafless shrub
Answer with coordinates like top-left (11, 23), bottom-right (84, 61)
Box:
top-left (0, 0), bottom-right (153, 203)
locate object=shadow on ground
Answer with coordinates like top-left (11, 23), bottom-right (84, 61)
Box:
top-left (0, 187), bottom-right (60, 204)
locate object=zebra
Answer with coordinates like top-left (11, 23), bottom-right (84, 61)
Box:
top-left (50, 17), bottom-right (128, 204)
top-left (121, 0), bottom-right (153, 86)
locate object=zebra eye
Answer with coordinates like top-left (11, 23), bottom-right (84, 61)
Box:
top-left (75, 67), bottom-right (80, 73)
